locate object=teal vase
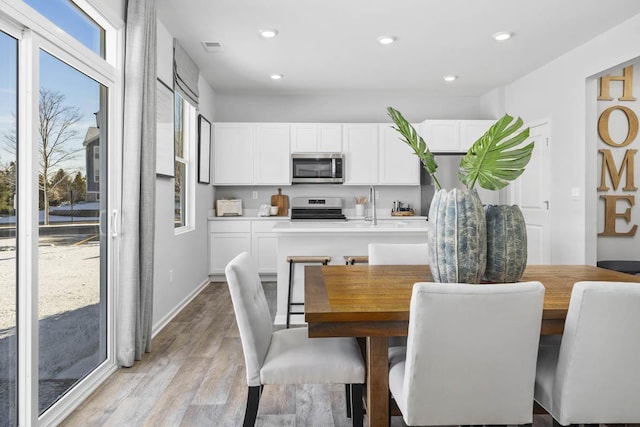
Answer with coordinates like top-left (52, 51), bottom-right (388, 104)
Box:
top-left (484, 204), bottom-right (527, 282)
top-left (428, 188), bottom-right (486, 283)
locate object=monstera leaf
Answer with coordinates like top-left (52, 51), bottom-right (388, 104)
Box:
top-left (387, 106), bottom-right (442, 190)
top-left (458, 114), bottom-right (533, 191)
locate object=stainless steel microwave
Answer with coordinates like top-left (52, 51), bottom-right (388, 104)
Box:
top-left (291, 153), bottom-right (344, 184)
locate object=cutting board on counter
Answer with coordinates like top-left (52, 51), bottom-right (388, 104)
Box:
top-left (271, 188), bottom-right (289, 216)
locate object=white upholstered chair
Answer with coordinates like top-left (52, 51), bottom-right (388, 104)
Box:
top-left (367, 242), bottom-right (429, 266)
top-left (368, 242), bottom-right (429, 349)
top-left (535, 281), bottom-right (640, 426)
top-left (388, 281), bottom-right (545, 426)
top-left (225, 252), bottom-right (366, 427)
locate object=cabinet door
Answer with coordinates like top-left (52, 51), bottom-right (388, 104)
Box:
top-left (209, 233), bottom-right (251, 274)
top-left (343, 124), bottom-right (379, 185)
top-left (290, 124), bottom-right (317, 152)
top-left (378, 124), bottom-right (419, 185)
top-left (213, 124), bottom-right (254, 184)
top-left (254, 124), bottom-right (290, 185)
top-left (253, 233), bottom-right (277, 273)
top-left (459, 120), bottom-right (494, 152)
top-left (420, 120), bottom-right (460, 152)
top-left (317, 124), bottom-right (342, 152)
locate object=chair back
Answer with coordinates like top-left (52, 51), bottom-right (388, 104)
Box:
top-left (400, 281), bottom-right (544, 426)
top-left (551, 281), bottom-right (640, 424)
top-left (368, 243), bottom-right (429, 265)
top-left (225, 252), bottom-right (273, 387)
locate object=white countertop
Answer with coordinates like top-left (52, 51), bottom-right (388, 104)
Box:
top-left (273, 219), bottom-right (429, 233)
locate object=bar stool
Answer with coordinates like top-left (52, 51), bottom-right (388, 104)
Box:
top-left (286, 256), bottom-right (331, 328)
top-left (343, 255), bottom-right (369, 265)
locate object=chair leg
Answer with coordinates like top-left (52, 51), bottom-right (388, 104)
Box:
top-left (243, 386), bottom-right (261, 427)
top-left (345, 384), bottom-right (352, 418)
top-left (286, 260), bottom-right (294, 328)
top-left (350, 384), bottom-right (364, 427)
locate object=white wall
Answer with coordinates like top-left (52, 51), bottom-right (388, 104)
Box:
top-left (214, 91), bottom-right (487, 123)
top-left (152, 20), bottom-right (216, 332)
top-left (502, 13), bottom-right (640, 264)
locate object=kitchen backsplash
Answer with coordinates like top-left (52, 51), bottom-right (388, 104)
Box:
top-left (214, 185), bottom-right (422, 216)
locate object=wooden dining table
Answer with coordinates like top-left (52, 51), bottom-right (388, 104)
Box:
top-left (304, 264), bottom-right (640, 427)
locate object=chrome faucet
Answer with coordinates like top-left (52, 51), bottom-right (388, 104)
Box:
top-left (365, 185), bottom-right (377, 225)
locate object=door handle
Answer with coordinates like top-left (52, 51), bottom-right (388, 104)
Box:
top-left (543, 200), bottom-right (549, 210)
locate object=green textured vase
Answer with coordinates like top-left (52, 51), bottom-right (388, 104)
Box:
top-left (484, 204), bottom-right (527, 282)
top-left (428, 188), bottom-right (486, 283)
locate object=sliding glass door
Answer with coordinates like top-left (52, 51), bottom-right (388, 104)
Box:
top-left (37, 50), bottom-right (108, 414)
top-left (0, 29), bottom-right (18, 427)
top-left (0, 0), bottom-right (119, 423)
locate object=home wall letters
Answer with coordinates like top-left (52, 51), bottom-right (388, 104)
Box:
top-left (597, 65), bottom-right (638, 237)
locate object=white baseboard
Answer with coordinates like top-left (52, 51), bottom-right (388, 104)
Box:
top-left (152, 277), bottom-right (210, 338)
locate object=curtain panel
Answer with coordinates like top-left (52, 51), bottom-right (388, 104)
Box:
top-left (117, 0), bottom-right (157, 367)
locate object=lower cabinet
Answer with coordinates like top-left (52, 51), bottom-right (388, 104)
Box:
top-left (209, 220), bottom-right (281, 275)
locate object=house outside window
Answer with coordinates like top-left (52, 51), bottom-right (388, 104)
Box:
top-left (174, 92), bottom-right (195, 230)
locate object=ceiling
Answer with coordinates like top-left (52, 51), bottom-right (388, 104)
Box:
top-left (157, 0), bottom-right (640, 97)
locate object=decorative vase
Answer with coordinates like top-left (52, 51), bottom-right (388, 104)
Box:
top-left (428, 188), bottom-right (487, 283)
top-left (355, 204), bottom-right (365, 217)
top-left (484, 204), bottom-right (527, 282)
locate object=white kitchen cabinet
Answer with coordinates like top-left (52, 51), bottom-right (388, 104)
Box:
top-left (252, 221), bottom-right (280, 273)
top-left (378, 124), bottom-right (420, 185)
top-left (343, 124), bottom-right (379, 185)
top-left (213, 124), bottom-right (254, 184)
top-left (419, 120), bottom-right (494, 153)
top-left (290, 124), bottom-right (342, 153)
top-left (254, 124), bottom-right (290, 184)
top-left (213, 123), bottom-right (290, 185)
top-left (460, 120), bottom-right (495, 151)
top-left (209, 220), bottom-right (251, 274)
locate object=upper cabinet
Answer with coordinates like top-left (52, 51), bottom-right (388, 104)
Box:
top-left (342, 124), bottom-right (379, 185)
top-left (378, 124), bottom-right (419, 185)
top-left (290, 124), bottom-right (342, 152)
top-left (342, 123), bottom-right (420, 186)
top-left (419, 120), bottom-right (494, 153)
top-left (214, 123), bottom-right (290, 185)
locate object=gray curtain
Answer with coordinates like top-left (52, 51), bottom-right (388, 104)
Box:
top-left (117, 0), bottom-right (157, 367)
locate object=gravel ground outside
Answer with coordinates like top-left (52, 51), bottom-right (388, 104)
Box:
top-left (0, 237), bottom-right (100, 334)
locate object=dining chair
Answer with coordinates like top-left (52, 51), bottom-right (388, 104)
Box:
top-left (368, 242), bottom-right (429, 349)
top-left (534, 281), bottom-right (640, 426)
top-left (367, 242), bottom-right (429, 265)
top-left (224, 252), bottom-right (366, 427)
top-left (388, 281), bottom-right (544, 426)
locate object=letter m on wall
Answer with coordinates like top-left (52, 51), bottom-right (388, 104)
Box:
top-left (598, 149), bottom-right (638, 191)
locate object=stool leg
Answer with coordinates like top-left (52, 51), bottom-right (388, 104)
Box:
top-left (286, 260), bottom-right (294, 329)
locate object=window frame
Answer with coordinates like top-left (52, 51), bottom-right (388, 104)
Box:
top-left (174, 92), bottom-right (196, 234)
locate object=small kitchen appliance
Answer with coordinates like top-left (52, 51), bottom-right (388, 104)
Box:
top-left (216, 199), bottom-right (243, 216)
top-left (291, 153), bottom-right (344, 184)
top-left (290, 197), bottom-right (347, 220)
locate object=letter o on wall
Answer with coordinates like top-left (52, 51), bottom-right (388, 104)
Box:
top-left (598, 105), bottom-right (639, 147)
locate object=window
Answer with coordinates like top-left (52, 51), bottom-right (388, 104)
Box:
top-left (174, 92), bottom-right (195, 230)
top-left (24, 0), bottom-right (106, 57)
top-left (93, 145), bottom-right (99, 182)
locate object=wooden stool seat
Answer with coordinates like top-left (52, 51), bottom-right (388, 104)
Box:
top-left (344, 255), bottom-right (369, 265)
top-left (286, 256), bottom-right (331, 328)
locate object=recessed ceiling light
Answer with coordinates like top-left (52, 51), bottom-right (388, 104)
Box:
top-left (492, 31), bottom-right (513, 41)
top-left (270, 74), bottom-right (284, 80)
top-left (259, 29), bottom-right (279, 38)
top-left (443, 75), bottom-right (457, 82)
top-left (377, 35), bottom-right (397, 45)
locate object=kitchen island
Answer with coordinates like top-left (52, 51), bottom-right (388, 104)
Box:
top-left (272, 219), bottom-right (429, 325)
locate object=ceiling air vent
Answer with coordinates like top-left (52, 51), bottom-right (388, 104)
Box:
top-left (201, 41), bottom-right (224, 52)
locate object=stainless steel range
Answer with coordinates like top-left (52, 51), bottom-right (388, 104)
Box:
top-left (290, 197), bottom-right (347, 221)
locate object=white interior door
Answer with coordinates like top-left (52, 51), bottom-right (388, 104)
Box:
top-left (510, 122), bottom-right (551, 264)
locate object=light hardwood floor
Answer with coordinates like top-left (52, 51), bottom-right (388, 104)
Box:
top-left (61, 281), bottom-right (556, 427)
